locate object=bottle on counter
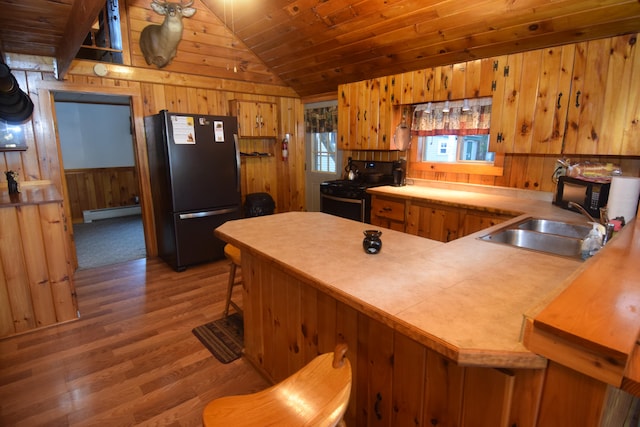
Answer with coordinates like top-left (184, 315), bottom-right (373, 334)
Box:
top-left (581, 222), bottom-right (603, 260)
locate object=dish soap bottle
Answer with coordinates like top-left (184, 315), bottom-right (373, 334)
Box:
top-left (581, 222), bottom-right (603, 260)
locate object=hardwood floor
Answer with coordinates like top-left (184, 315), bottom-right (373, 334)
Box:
top-left (0, 257), bottom-right (269, 426)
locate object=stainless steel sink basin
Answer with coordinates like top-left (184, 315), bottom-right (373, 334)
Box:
top-left (515, 218), bottom-right (591, 239)
top-left (478, 217), bottom-right (591, 260)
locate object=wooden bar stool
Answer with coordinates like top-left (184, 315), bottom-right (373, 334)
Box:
top-left (223, 243), bottom-right (242, 318)
top-left (202, 344), bottom-right (352, 427)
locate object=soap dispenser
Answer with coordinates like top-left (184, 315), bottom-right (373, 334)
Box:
top-left (581, 222), bottom-right (603, 260)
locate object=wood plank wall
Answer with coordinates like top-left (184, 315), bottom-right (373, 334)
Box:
top-left (0, 67), bottom-right (304, 258)
top-left (344, 150), bottom-right (640, 193)
top-left (65, 167), bottom-right (139, 223)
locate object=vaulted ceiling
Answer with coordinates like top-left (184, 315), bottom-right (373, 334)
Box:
top-left (1, 0), bottom-right (640, 98)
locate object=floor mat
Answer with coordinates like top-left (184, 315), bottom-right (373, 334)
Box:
top-left (192, 313), bottom-right (244, 364)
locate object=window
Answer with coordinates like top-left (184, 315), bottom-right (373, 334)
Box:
top-left (305, 102), bottom-right (338, 173)
top-left (412, 97), bottom-right (494, 164)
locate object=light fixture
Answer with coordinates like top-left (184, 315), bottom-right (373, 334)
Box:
top-left (442, 100), bottom-right (450, 113)
top-left (462, 99), bottom-right (471, 112)
top-left (425, 102), bottom-right (432, 114)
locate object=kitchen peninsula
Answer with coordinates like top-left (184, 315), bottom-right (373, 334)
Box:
top-left (215, 184), bottom-right (640, 426)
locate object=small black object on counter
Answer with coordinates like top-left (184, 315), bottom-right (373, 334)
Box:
top-left (363, 230), bottom-right (382, 254)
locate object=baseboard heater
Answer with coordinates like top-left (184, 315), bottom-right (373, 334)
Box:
top-left (82, 205), bottom-right (142, 223)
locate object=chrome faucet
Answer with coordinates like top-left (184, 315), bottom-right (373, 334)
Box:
top-left (568, 202), bottom-right (615, 244)
top-left (567, 202), bottom-right (599, 223)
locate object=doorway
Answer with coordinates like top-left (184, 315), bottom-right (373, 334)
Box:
top-left (304, 101), bottom-right (341, 212)
top-left (53, 92), bottom-right (146, 269)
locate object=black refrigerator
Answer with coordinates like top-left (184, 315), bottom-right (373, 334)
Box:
top-left (145, 110), bottom-right (242, 271)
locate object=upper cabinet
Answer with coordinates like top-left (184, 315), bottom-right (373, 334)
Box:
top-left (339, 33), bottom-right (640, 154)
top-left (563, 34), bottom-right (640, 155)
top-left (490, 46), bottom-right (574, 154)
top-left (230, 100), bottom-right (278, 138)
top-left (338, 77), bottom-right (391, 150)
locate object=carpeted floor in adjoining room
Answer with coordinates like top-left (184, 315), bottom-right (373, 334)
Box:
top-left (73, 214), bottom-right (146, 269)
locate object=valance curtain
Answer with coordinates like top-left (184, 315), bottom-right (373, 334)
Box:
top-left (305, 105), bottom-right (338, 133)
top-left (411, 97), bottom-right (492, 136)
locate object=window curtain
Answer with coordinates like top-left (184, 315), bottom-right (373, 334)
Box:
top-left (411, 97), bottom-right (492, 136)
top-left (305, 105), bottom-right (338, 133)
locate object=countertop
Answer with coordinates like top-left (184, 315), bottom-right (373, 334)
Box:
top-left (216, 180), bottom-right (608, 369)
top-left (217, 180), bottom-right (638, 373)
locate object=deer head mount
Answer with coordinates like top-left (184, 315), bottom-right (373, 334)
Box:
top-left (139, 0), bottom-right (196, 68)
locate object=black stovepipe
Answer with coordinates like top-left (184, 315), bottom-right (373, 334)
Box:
top-left (0, 62), bottom-right (34, 123)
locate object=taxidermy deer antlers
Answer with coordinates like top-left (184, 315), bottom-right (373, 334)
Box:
top-left (139, 0), bottom-right (196, 68)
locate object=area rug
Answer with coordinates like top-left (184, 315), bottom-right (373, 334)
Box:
top-left (192, 313), bottom-right (244, 364)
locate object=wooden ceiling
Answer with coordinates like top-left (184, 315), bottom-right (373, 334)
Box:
top-left (1, 0), bottom-right (640, 98)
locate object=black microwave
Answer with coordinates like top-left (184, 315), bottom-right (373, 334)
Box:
top-left (553, 176), bottom-right (610, 218)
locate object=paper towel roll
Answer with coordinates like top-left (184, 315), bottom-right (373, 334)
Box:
top-left (607, 176), bottom-right (640, 223)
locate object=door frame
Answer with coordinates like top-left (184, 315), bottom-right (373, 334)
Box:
top-left (35, 82), bottom-right (156, 268)
top-left (304, 100), bottom-right (342, 212)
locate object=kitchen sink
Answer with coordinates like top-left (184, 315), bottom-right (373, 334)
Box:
top-left (515, 218), bottom-right (591, 239)
top-left (478, 217), bottom-right (591, 260)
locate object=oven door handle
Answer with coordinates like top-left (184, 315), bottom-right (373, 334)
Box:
top-left (321, 194), bottom-right (365, 204)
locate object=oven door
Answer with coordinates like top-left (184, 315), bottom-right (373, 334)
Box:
top-left (320, 193), bottom-right (369, 223)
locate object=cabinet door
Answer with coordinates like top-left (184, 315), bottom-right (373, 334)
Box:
top-left (529, 45), bottom-right (575, 155)
top-left (340, 78), bottom-right (393, 151)
top-left (564, 34), bottom-right (640, 155)
top-left (462, 211), bottom-right (512, 236)
top-left (258, 102), bottom-right (278, 138)
top-left (337, 84), bottom-right (351, 150)
top-left (489, 53), bottom-right (524, 153)
top-left (406, 202), bottom-right (460, 242)
top-left (231, 101), bottom-right (277, 138)
top-left (434, 65), bottom-right (454, 100)
top-left (512, 49), bottom-right (543, 153)
top-left (232, 100), bottom-right (260, 137)
top-left (563, 38), bottom-right (608, 154)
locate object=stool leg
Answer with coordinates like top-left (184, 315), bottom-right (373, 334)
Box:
top-left (223, 262), bottom-right (237, 318)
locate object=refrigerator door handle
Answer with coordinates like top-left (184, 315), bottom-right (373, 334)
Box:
top-left (179, 207), bottom-right (238, 220)
top-left (233, 133), bottom-right (241, 192)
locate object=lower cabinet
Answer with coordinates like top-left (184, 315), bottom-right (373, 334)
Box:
top-left (370, 195), bottom-right (405, 232)
top-left (371, 194), bottom-right (514, 242)
top-left (406, 201), bottom-right (461, 242)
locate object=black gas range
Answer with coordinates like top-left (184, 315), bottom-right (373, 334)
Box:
top-left (320, 160), bottom-right (398, 223)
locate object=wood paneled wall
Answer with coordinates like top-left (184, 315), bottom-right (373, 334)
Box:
top-left (344, 150), bottom-right (640, 193)
top-left (0, 67), bottom-right (304, 259)
top-left (65, 167), bottom-right (139, 223)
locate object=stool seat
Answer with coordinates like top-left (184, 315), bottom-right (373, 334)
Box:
top-left (202, 344), bottom-right (352, 427)
top-left (223, 243), bottom-right (242, 318)
top-left (223, 243), bottom-right (241, 266)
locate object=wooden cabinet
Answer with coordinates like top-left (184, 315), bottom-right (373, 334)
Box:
top-left (462, 210), bottom-right (511, 236)
top-left (563, 33), bottom-right (640, 155)
top-left (491, 33), bottom-right (640, 155)
top-left (342, 33), bottom-right (640, 154)
top-left (370, 195), bottom-right (405, 231)
top-left (230, 100), bottom-right (278, 138)
top-left (371, 193), bottom-right (514, 241)
top-left (406, 200), bottom-right (460, 242)
top-left (0, 195), bottom-right (78, 338)
top-left (338, 77), bottom-right (391, 150)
